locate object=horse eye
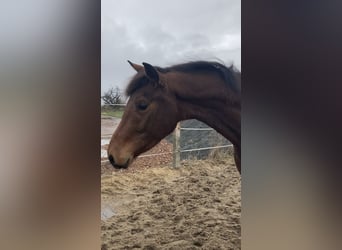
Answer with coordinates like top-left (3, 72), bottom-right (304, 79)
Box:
top-left (137, 102), bottom-right (148, 111)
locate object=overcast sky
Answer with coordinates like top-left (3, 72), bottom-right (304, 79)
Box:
top-left (101, 0), bottom-right (241, 93)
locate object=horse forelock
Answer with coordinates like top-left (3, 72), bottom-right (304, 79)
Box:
top-left (125, 71), bottom-right (149, 96)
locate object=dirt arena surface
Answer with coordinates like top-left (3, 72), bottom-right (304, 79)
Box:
top-left (101, 116), bottom-right (121, 137)
top-left (101, 157), bottom-right (241, 250)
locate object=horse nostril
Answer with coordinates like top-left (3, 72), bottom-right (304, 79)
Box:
top-left (108, 154), bottom-right (115, 166)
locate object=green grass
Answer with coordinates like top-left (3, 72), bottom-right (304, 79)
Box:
top-left (101, 107), bottom-right (124, 118)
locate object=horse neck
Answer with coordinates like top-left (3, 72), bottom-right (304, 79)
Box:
top-left (167, 72), bottom-right (241, 146)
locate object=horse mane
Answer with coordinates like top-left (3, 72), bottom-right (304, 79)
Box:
top-left (126, 61), bottom-right (240, 96)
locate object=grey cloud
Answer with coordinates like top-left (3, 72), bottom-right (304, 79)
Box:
top-left (102, 0), bottom-right (241, 92)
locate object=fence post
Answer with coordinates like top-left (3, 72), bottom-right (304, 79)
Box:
top-left (173, 122), bottom-right (181, 168)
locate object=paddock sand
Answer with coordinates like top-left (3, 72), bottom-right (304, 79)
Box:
top-left (101, 156), bottom-right (241, 250)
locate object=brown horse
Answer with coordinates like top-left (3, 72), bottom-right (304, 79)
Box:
top-left (107, 60), bottom-right (241, 173)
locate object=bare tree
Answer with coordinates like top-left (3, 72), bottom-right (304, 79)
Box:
top-left (101, 86), bottom-right (123, 106)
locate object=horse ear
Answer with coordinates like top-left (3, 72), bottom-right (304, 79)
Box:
top-left (142, 62), bottom-right (159, 83)
top-left (127, 60), bottom-right (143, 72)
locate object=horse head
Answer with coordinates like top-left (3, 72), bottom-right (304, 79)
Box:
top-left (107, 61), bottom-right (179, 168)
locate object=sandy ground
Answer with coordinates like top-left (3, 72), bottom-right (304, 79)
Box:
top-left (102, 117), bottom-right (121, 137)
top-left (101, 157), bottom-right (241, 250)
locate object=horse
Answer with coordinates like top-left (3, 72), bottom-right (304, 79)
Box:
top-left (107, 60), bottom-right (241, 174)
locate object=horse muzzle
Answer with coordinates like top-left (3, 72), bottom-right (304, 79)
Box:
top-left (107, 153), bottom-right (133, 169)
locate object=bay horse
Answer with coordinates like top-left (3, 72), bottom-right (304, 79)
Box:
top-left (107, 60), bottom-right (241, 173)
